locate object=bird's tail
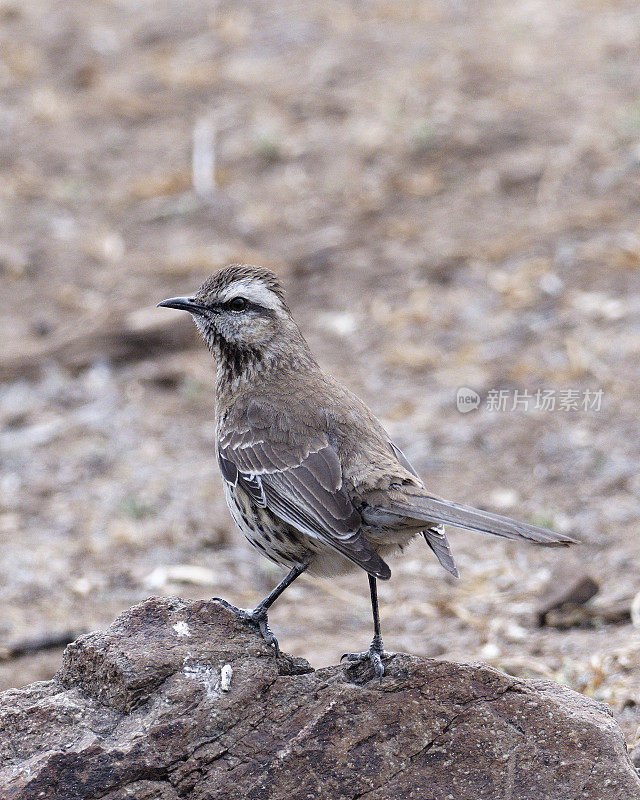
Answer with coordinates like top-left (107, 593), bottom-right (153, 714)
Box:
top-left (389, 493), bottom-right (576, 549)
top-left (422, 524), bottom-right (459, 578)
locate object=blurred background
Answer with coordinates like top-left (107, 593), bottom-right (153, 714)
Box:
top-left (1, 0), bottom-right (640, 750)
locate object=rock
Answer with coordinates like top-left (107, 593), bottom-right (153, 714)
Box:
top-left (537, 574), bottom-right (599, 626)
top-left (0, 597), bottom-right (638, 800)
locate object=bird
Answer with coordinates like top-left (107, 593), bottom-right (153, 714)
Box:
top-left (158, 264), bottom-right (575, 678)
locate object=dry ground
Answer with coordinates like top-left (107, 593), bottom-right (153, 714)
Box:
top-left (2, 0), bottom-right (640, 746)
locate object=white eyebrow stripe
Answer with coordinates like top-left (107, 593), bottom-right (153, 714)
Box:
top-left (219, 278), bottom-right (282, 310)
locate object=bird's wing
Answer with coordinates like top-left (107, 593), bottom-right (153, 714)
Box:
top-left (387, 441), bottom-right (459, 577)
top-left (218, 405), bottom-right (391, 579)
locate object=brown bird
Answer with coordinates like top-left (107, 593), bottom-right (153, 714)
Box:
top-left (158, 264), bottom-right (574, 677)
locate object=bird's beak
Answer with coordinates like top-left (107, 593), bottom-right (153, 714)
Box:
top-left (157, 296), bottom-right (208, 315)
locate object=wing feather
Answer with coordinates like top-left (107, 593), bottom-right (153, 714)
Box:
top-left (218, 413), bottom-right (390, 579)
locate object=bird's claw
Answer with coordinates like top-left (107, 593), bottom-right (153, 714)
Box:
top-left (212, 598), bottom-right (279, 654)
top-left (341, 638), bottom-right (389, 681)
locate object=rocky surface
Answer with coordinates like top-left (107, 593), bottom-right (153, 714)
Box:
top-left (0, 597), bottom-right (638, 800)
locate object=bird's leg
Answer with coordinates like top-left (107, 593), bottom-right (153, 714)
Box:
top-left (341, 575), bottom-right (390, 680)
top-left (212, 562), bottom-right (307, 654)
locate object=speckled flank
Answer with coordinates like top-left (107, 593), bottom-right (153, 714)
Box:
top-left (222, 481), bottom-right (356, 577)
top-left (223, 481), bottom-right (308, 568)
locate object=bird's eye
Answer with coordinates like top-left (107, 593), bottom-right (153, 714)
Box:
top-left (228, 297), bottom-right (247, 312)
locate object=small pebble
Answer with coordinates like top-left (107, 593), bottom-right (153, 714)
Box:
top-left (172, 621), bottom-right (191, 637)
top-left (220, 664), bottom-right (233, 692)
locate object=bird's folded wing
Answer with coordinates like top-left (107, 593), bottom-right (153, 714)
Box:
top-left (217, 430), bottom-right (391, 579)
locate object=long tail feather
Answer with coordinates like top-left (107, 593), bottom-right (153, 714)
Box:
top-left (423, 525), bottom-right (459, 577)
top-left (392, 494), bottom-right (576, 547)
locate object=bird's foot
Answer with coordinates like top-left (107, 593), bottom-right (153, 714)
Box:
top-left (211, 598), bottom-right (279, 654)
top-left (341, 634), bottom-right (390, 681)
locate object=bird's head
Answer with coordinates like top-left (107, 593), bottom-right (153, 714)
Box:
top-left (158, 264), bottom-right (312, 379)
